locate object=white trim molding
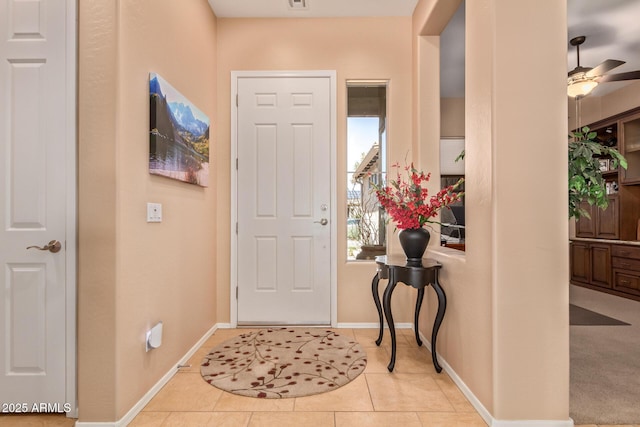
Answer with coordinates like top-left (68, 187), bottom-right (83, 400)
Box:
top-left (492, 421), bottom-right (573, 427)
top-left (75, 324), bottom-right (220, 427)
top-left (65, 0), bottom-right (78, 418)
top-left (416, 330), bottom-right (574, 427)
top-left (336, 322), bottom-right (414, 329)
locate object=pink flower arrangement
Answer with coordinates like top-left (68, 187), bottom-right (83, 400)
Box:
top-left (373, 163), bottom-right (464, 230)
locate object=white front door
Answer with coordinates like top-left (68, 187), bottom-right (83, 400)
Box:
top-left (0, 0), bottom-right (75, 410)
top-left (235, 74), bottom-right (333, 325)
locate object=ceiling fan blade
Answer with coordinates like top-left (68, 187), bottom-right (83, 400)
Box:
top-left (585, 59), bottom-right (625, 77)
top-left (597, 70), bottom-right (640, 83)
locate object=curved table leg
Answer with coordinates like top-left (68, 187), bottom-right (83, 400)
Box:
top-left (371, 272), bottom-right (384, 346)
top-left (430, 275), bottom-right (447, 373)
top-left (382, 273), bottom-right (398, 372)
top-left (414, 287), bottom-right (424, 347)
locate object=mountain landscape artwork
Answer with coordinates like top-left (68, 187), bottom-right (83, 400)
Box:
top-left (149, 72), bottom-right (210, 187)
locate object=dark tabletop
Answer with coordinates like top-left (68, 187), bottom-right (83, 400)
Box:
top-left (375, 255), bottom-right (442, 269)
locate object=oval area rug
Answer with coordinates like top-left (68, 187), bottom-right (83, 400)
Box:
top-left (200, 328), bottom-right (367, 398)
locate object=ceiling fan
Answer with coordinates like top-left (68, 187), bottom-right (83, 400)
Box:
top-left (568, 35), bottom-right (640, 98)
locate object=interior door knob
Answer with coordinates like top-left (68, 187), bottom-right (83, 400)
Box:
top-left (26, 240), bottom-right (62, 253)
top-left (314, 218), bottom-right (328, 226)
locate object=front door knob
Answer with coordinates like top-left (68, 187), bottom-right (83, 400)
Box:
top-left (314, 218), bottom-right (328, 226)
top-left (26, 240), bottom-right (62, 253)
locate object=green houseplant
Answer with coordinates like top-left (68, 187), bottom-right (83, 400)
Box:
top-left (569, 126), bottom-right (627, 219)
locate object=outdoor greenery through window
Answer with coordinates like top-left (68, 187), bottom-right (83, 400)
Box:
top-left (346, 82), bottom-right (387, 260)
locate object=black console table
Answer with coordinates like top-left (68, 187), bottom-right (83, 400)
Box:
top-left (371, 255), bottom-right (446, 373)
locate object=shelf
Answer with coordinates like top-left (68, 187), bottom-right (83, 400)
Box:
top-left (578, 107), bottom-right (640, 242)
top-left (625, 145), bottom-right (640, 153)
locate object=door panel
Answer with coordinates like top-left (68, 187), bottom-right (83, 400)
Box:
top-left (591, 244), bottom-right (612, 288)
top-left (237, 76), bottom-right (331, 325)
top-left (575, 201), bottom-right (595, 238)
top-left (0, 0), bottom-right (70, 407)
top-left (595, 195), bottom-right (619, 239)
top-left (570, 242), bottom-right (590, 284)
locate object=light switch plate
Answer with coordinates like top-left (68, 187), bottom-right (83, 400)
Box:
top-left (147, 203), bottom-right (162, 222)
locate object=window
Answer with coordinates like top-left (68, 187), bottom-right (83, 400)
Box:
top-left (439, 1), bottom-right (465, 250)
top-left (346, 82), bottom-right (387, 260)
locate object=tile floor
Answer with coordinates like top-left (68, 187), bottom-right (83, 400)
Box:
top-left (1, 327), bottom-right (636, 426)
top-left (129, 327), bottom-right (487, 427)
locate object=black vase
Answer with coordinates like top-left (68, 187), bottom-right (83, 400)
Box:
top-left (398, 228), bottom-right (431, 261)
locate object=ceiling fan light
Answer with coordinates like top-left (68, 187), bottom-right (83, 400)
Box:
top-left (567, 79), bottom-right (598, 98)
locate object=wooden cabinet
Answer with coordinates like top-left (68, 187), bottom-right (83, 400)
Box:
top-left (575, 202), bottom-right (595, 238)
top-left (590, 243), bottom-right (612, 288)
top-left (570, 241), bottom-right (590, 284)
top-left (612, 245), bottom-right (640, 297)
top-left (575, 196), bottom-right (619, 239)
top-left (571, 241), bottom-right (640, 301)
top-left (596, 195), bottom-right (619, 239)
top-left (571, 107), bottom-right (640, 301)
top-left (620, 111), bottom-right (640, 184)
top-left (570, 241), bottom-right (611, 289)
top-left (575, 108), bottom-right (640, 241)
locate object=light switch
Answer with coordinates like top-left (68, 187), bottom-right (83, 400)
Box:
top-left (147, 203), bottom-right (162, 222)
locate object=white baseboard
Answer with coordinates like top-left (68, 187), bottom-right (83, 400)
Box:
top-left (75, 323), bottom-right (220, 427)
top-left (336, 322), bottom-right (413, 329)
top-left (491, 421), bottom-right (573, 427)
top-left (214, 323), bottom-right (233, 329)
top-left (416, 329), bottom-right (493, 424)
top-left (416, 330), bottom-right (574, 427)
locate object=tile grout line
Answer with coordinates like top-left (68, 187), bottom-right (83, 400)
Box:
top-left (362, 372), bottom-right (378, 412)
top-left (435, 375), bottom-right (462, 414)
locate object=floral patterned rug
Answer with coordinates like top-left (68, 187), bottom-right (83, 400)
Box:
top-left (200, 328), bottom-right (367, 398)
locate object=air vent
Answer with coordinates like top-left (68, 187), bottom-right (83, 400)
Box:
top-left (288, 0), bottom-right (308, 10)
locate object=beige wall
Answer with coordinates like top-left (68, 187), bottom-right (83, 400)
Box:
top-left (489, 1), bottom-right (568, 418)
top-left (441, 98), bottom-right (465, 137)
top-left (216, 17), bottom-right (417, 324)
top-left (78, 1), bottom-right (118, 419)
top-left (414, 0), bottom-right (570, 421)
top-left (568, 80), bottom-right (640, 129)
top-left (413, 1), bottom-right (495, 412)
top-left (78, 0), bottom-right (217, 421)
top-left (76, 0), bottom-right (571, 423)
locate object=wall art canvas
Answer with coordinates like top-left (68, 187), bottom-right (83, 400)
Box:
top-left (149, 72), bottom-right (210, 187)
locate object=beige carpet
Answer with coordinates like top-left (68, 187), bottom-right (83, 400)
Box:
top-left (200, 328), bottom-right (367, 398)
top-left (570, 285), bottom-right (640, 424)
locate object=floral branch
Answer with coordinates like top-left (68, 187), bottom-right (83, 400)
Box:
top-left (372, 162), bottom-right (464, 230)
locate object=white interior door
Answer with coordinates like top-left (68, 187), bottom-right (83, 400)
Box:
top-left (236, 75), bottom-right (332, 325)
top-left (0, 0), bottom-right (74, 410)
